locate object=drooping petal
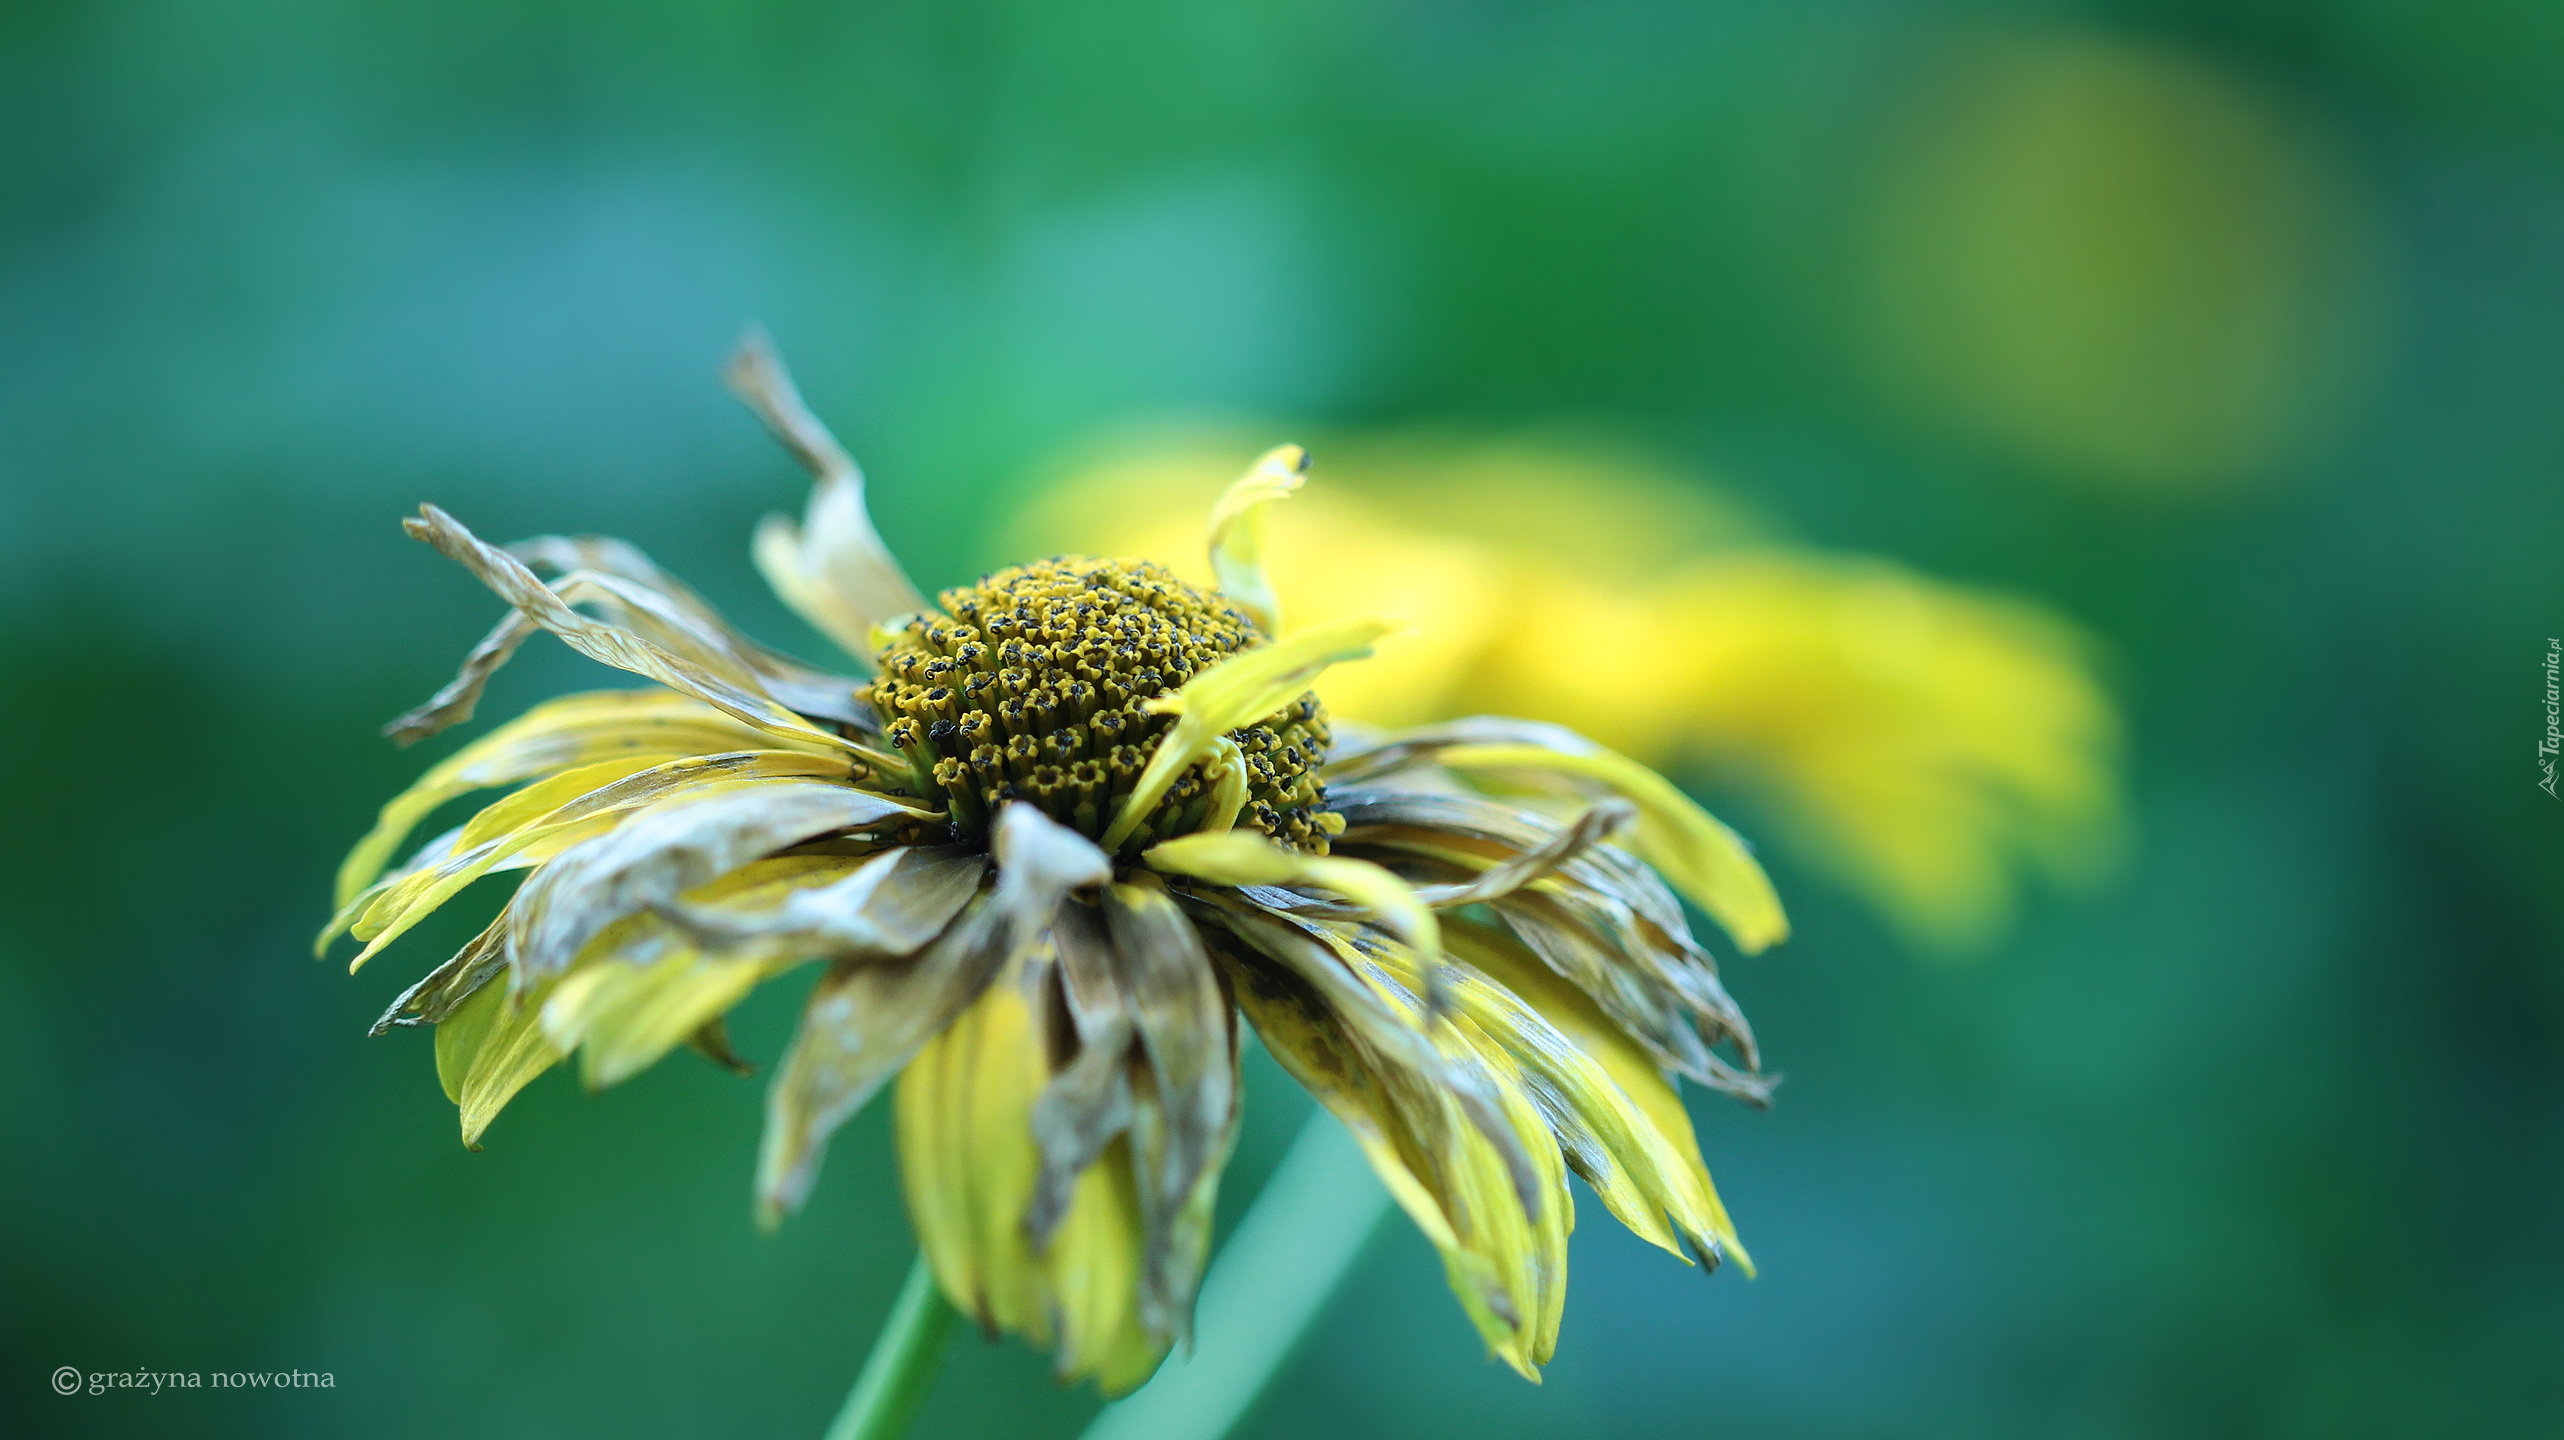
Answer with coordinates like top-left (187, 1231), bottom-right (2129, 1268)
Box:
top-left (541, 947), bottom-right (769, 1090)
top-left (1203, 443), bottom-right (1306, 639)
top-left (757, 892), bottom-right (1004, 1222)
top-left (1099, 615), bottom-right (1400, 853)
top-left (755, 804), bottom-right (1107, 1221)
top-left (1221, 931), bottom-right (1565, 1378)
top-left (505, 778), bottom-right (936, 981)
top-left (337, 689), bottom-right (807, 908)
top-left (1029, 902), bottom-right (1139, 1243)
top-left (1446, 915), bottom-right (1753, 1273)
top-left (1325, 787), bottom-right (1764, 1095)
top-left (895, 949), bottom-right (1164, 1394)
top-left (1188, 889), bottom-right (1541, 1213)
top-left (725, 329), bottom-right (927, 664)
top-left (1359, 917), bottom-right (1736, 1270)
top-left (329, 754), bottom-right (699, 955)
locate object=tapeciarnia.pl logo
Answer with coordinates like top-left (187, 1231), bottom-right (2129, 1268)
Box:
top-left (2541, 638), bottom-right (2560, 800)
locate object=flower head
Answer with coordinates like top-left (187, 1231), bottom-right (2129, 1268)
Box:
top-left (326, 336), bottom-right (1784, 1391)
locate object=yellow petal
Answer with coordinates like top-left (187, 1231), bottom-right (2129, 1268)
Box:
top-left (336, 689), bottom-right (787, 908)
top-left (1203, 443), bottom-right (1307, 639)
top-left (330, 751), bottom-right (855, 970)
top-left (1098, 615), bottom-right (1401, 853)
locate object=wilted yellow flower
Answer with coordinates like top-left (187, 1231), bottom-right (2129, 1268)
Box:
top-left (325, 342), bottom-right (1785, 1393)
top-left (1011, 430), bottom-right (2119, 952)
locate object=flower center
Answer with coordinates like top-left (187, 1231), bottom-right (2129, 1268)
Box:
top-left (864, 557), bottom-right (1337, 855)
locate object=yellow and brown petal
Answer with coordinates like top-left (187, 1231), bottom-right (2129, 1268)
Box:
top-left (329, 337), bottom-right (1783, 1394)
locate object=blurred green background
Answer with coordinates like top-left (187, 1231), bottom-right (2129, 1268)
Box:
top-left (4, 2), bottom-right (2560, 1436)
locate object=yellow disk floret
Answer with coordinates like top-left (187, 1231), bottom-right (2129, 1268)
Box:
top-left (864, 557), bottom-right (1337, 854)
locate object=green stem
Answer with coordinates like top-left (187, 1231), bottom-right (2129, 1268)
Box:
top-left (823, 1252), bottom-right (960, 1440)
top-left (1077, 1109), bottom-right (1390, 1440)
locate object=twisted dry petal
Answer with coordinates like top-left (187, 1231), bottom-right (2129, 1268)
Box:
top-left (535, 850), bottom-right (980, 1089)
top-left (1188, 890), bottom-right (1542, 1215)
top-left (1204, 443), bottom-right (1307, 640)
top-left (1028, 903), bottom-right (1140, 1243)
top-left (1327, 787), bottom-right (1764, 1091)
top-left (372, 912), bottom-right (508, 1036)
top-left (1143, 828), bottom-right (1449, 1014)
top-left (653, 844), bottom-right (986, 966)
top-left (1326, 715), bottom-right (1788, 954)
top-left (506, 534), bottom-right (874, 729)
top-left (506, 778), bottom-right (934, 982)
top-left (1401, 798), bottom-right (1637, 909)
top-left (399, 504), bottom-right (858, 754)
top-left (726, 328), bottom-right (927, 663)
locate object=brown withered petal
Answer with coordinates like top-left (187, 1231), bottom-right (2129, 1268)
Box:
top-left (1028, 903), bottom-right (1139, 1244)
top-left (1099, 874), bottom-right (1238, 1342)
top-left (757, 886), bottom-right (1008, 1222)
top-left (370, 911), bottom-right (508, 1035)
top-left (1332, 788), bottom-right (1688, 934)
top-left (400, 504), bottom-right (858, 753)
top-left (1488, 889), bottom-right (1767, 1102)
top-left (1188, 889), bottom-right (1546, 1217)
top-left (507, 533), bottom-right (875, 730)
top-left (507, 780), bottom-right (935, 981)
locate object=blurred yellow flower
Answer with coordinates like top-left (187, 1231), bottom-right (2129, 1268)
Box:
top-left (1009, 430), bottom-right (2121, 952)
